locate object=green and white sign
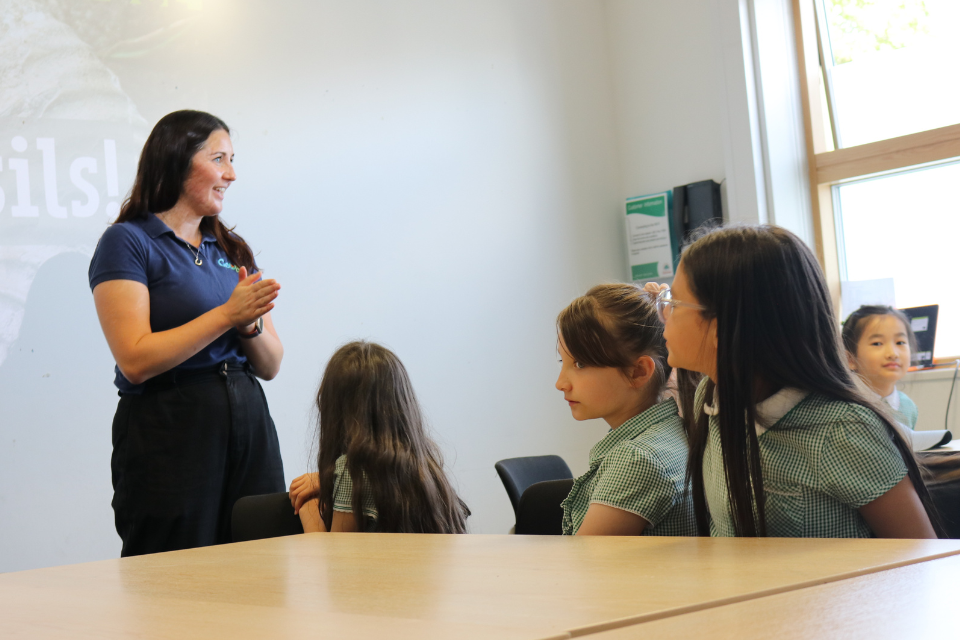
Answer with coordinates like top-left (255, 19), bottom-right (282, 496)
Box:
top-left (625, 191), bottom-right (676, 281)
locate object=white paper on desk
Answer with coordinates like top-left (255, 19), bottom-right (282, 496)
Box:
top-left (841, 278), bottom-right (896, 320)
top-left (910, 429), bottom-right (953, 452)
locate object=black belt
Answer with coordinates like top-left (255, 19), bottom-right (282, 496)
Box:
top-left (143, 361), bottom-right (252, 391)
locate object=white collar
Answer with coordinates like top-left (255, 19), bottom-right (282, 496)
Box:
top-left (882, 389), bottom-right (900, 411)
top-left (703, 387), bottom-right (809, 435)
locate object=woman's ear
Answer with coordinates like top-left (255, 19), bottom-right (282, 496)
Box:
top-left (629, 355), bottom-right (657, 388)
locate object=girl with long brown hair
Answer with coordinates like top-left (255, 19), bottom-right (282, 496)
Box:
top-left (289, 341), bottom-right (470, 533)
top-left (555, 284), bottom-right (695, 536)
top-left (654, 224), bottom-right (938, 538)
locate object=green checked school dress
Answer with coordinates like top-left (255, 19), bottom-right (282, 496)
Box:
top-left (332, 455), bottom-right (379, 531)
top-left (697, 380), bottom-right (908, 538)
top-left (561, 398), bottom-right (696, 536)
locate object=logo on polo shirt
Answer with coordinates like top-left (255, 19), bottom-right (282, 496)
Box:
top-left (217, 258), bottom-right (240, 273)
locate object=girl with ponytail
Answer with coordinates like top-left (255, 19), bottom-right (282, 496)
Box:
top-left (555, 284), bottom-right (695, 536)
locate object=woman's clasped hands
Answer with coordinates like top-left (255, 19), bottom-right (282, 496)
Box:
top-left (220, 267), bottom-right (280, 331)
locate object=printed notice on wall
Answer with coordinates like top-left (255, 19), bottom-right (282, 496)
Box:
top-left (625, 191), bottom-right (676, 281)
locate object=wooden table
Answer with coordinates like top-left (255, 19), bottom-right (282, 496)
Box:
top-left (588, 549), bottom-right (960, 639)
top-left (1, 534), bottom-right (959, 639)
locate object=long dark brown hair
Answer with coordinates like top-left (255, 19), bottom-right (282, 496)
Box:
top-left (315, 341), bottom-right (470, 533)
top-left (115, 109), bottom-right (256, 270)
top-left (557, 283), bottom-right (672, 404)
top-left (679, 225), bottom-right (941, 537)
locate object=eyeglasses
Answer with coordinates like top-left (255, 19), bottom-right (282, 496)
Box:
top-left (655, 287), bottom-right (706, 323)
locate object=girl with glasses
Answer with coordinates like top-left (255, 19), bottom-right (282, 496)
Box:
top-left (655, 225), bottom-right (938, 538)
top-left (555, 284), bottom-right (696, 536)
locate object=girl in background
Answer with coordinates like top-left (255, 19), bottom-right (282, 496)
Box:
top-left (555, 284), bottom-right (696, 536)
top-left (843, 305), bottom-right (919, 429)
top-left (656, 225), bottom-right (938, 538)
top-left (289, 341), bottom-right (470, 533)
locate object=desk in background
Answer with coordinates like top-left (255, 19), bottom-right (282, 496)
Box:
top-left (1, 534), bottom-right (959, 639)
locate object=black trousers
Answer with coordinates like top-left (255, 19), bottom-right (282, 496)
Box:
top-left (111, 363), bottom-right (285, 557)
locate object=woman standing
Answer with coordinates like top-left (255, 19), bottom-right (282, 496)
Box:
top-left (89, 110), bottom-right (286, 556)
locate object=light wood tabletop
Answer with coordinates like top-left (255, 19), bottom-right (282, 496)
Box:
top-left (2, 534), bottom-right (959, 639)
top-left (587, 548), bottom-right (960, 639)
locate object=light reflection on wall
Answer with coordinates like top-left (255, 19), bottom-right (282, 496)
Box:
top-left (0, 0), bottom-right (206, 365)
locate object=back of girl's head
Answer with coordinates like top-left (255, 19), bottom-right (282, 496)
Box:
top-left (842, 305), bottom-right (917, 363)
top-left (315, 341), bottom-right (469, 533)
top-left (557, 283), bottom-right (671, 401)
top-left (680, 225), bottom-right (939, 536)
top-left (317, 341), bottom-right (422, 452)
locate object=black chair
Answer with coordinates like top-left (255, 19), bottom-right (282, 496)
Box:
top-left (231, 492), bottom-right (305, 543)
top-left (494, 455), bottom-right (573, 517)
top-left (928, 481), bottom-right (960, 539)
top-left (918, 450), bottom-right (960, 538)
top-left (515, 479), bottom-right (575, 535)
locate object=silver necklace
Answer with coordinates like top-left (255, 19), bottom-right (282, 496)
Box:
top-left (187, 241), bottom-right (203, 266)
top-left (157, 213), bottom-right (203, 266)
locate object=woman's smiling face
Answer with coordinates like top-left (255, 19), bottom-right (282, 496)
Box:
top-left (180, 129), bottom-right (235, 217)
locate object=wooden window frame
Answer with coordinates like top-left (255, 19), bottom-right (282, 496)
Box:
top-left (791, 0), bottom-right (960, 363)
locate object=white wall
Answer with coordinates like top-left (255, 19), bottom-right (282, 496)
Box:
top-left (603, 0), bottom-right (775, 233)
top-left (0, 0), bottom-right (763, 573)
top-left (902, 368), bottom-right (960, 436)
top-left (750, 0), bottom-right (814, 244)
top-left (0, 0), bottom-right (632, 572)
top-left (604, 0), bottom-right (727, 202)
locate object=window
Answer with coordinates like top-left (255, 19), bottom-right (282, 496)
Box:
top-left (819, 0), bottom-right (960, 147)
top-left (835, 160), bottom-right (960, 355)
top-left (793, 0), bottom-right (960, 360)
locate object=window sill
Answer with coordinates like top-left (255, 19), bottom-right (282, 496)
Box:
top-left (904, 365), bottom-right (960, 383)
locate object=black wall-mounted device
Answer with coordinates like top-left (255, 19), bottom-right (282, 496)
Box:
top-left (671, 179), bottom-right (723, 248)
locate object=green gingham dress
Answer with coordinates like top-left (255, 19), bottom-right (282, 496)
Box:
top-left (697, 380), bottom-right (908, 538)
top-left (561, 398), bottom-right (697, 536)
top-left (333, 455), bottom-right (379, 531)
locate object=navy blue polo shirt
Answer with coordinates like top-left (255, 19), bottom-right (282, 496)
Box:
top-left (88, 213), bottom-right (250, 393)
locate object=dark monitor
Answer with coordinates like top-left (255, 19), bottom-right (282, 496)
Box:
top-left (900, 304), bottom-right (939, 368)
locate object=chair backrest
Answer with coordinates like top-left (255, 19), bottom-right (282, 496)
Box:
top-left (917, 450), bottom-right (960, 538)
top-left (494, 455), bottom-right (573, 517)
top-left (515, 479), bottom-right (575, 535)
top-left (928, 481), bottom-right (960, 539)
top-left (231, 492), bottom-right (305, 543)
